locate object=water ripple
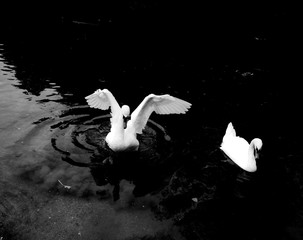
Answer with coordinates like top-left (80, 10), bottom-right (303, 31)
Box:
top-left (15, 105), bottom-right (175, 200)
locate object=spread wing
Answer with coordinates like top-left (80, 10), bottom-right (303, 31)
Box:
top-left (128, 94), bottom-right (192, 134)
top-left (85, 89), bottom-right (121, 122)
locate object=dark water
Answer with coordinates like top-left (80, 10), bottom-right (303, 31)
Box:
top-left (0, 4), bottom-right (302, 240)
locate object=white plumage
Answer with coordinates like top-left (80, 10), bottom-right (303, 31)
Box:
top-left (85, 89), bottom-right (191, 152)
top-left (220, 122), bottom-right (263, 172)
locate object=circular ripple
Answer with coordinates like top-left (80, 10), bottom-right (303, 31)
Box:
top-left (49, 107), bottom-right (172, 161)
top-left (35, 106), bottom-right (177, 198)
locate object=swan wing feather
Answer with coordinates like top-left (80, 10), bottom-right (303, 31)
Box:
top-left (85, 89), bottom-right (121, 120)
top-left (129, 94), bottom-right (191, 134)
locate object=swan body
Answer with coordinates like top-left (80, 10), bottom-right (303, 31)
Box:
top-left (220, 122), bottom-right (263, 172)
top-left (85, 89), bottom-right (191, 152)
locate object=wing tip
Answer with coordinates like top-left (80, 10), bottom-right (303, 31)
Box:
top-left (85, 89), bottom-right (112, 110)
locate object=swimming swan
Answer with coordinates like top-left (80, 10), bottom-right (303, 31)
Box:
top-left (220, 122), bottom-right (263, 172)
top-left (85, 89), bottom-right (192, 152)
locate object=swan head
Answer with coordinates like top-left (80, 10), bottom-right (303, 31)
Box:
top-left (252, 138), bottom-right (263, 150)
top-left (121, 105), bottom-right (130, 118)
top-left (251, 138), bottom-right (263, 159)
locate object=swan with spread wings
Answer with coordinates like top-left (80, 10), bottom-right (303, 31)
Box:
top-left (85, 89), bottom-right (192, 152)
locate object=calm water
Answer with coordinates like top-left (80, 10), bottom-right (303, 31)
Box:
top-left (0, 6), bottom-right (302, 240)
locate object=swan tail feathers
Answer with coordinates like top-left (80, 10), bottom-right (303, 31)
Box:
top-left (225, 122), bottom-right (236, 137)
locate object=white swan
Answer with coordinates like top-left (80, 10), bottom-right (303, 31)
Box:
top-left (220, 122), bottom-right (263, 172)
top-left (85, 89), bottom-right (192, 152)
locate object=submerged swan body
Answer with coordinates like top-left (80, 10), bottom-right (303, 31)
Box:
top-left (220, 122), bottom-right (263, 172)
top-left (85, 89), bottom-right (192, 152)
